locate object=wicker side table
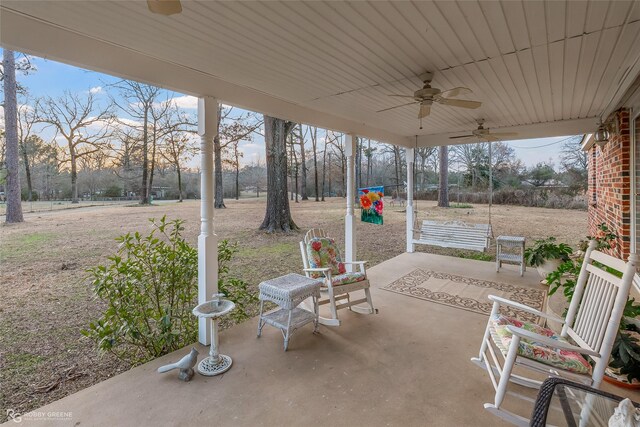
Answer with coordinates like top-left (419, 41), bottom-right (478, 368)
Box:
top-left (257, 273), bottom-right (322, 351)
top-left (496, 235), bottom-right (526, 276)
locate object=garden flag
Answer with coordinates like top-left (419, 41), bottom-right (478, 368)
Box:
top-left (359, 186), bottom-right (384, 225)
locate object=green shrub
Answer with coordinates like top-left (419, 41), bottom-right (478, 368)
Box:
top-left (82, 216), bottom-right (255, 364)
top-left (524, 237), bottom-right (572, 267)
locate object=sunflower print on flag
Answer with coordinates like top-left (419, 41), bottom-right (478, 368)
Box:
top-left (359, 186), bottom-right (384, 225)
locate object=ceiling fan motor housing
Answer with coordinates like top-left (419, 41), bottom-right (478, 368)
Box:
top-left (414, 87), bottom-right (440, 100)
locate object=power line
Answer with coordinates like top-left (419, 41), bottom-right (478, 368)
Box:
top-left (509, 135), bottom-right (578, 149)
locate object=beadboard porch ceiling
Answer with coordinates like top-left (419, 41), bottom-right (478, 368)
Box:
top-left (2, 1), bottom-right (640, 147)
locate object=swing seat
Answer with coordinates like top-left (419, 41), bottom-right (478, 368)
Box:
top-left (414, 220), bottom-right (491, 252)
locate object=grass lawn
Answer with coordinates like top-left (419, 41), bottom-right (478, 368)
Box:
top-left (0, 197), bottom-right (586, 421)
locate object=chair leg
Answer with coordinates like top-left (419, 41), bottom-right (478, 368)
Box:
top-left (493, 336), bottom-right (520, 408)
top-left (364, 287), bottom-right (377, 314)
top-left (327, 286), bottom-right (339, 323)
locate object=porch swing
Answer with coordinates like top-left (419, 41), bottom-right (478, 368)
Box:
top-left (412, 139), bottom-right (497, 253)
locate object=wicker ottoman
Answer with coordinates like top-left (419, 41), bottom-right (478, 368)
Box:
top-left (257, 273), bottom-right (322, 351)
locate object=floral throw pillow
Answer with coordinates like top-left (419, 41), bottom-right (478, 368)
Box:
top-left (306, 237), bottom-right (346, 278)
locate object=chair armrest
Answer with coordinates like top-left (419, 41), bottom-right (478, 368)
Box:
top-left (304, 267), bottom-right (331, 273)
top-left (488, 295), bottom-right (565, 325)
top-left (506, 326), bottom-right (600, 358)
top-left (343, 261), bottom-right (367, 274)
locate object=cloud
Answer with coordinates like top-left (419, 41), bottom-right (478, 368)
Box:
top-left (89, 86), bottom-right (103, 95)
top-left (168, 95), bottom-right (198, 109)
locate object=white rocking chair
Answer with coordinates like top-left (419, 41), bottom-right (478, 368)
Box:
top-left (299, 229), bottom-right (377, 326)
top-left (471, 239), bottom-right (639, 426)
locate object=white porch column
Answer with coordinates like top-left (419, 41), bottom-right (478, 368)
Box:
top-left (197, 96), bottom-right (219, 345)
top-left (405, 148), bottom-right (415, 253)
top-left (345, 134), bottom-right (356, 271)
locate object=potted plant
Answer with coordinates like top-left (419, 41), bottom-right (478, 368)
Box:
top-left (606, 315), bottom-right (640, 389)
top-left (524, 237), bottom-right (573, 279)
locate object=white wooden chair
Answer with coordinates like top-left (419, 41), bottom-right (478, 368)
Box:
top-left (471, 240), bottom-right (638, 426)
top-left (299, 229), bottom-right (376, 326)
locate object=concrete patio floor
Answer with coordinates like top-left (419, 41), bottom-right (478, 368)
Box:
top-left (12, 253), bottom-right (640, 426)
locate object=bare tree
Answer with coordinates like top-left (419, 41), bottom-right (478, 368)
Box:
top-left (16, 100), bottom-right (39, 201)
top-left (260, 116), bottom-right (298, 232)
top-left (309, 126), bottom-right (320, 201)
top-left (37, 91), bottom-right (113, 203)
top-left (438, 145), bottom-right (449, 207)
top-left (111, 81), bottom-right (162, 204)
top-left (297, 124), bottom-right (308, 200)
top-left (416, 146), bottom-right (436, 191)
top-left (2, 50), bottom-right (23, 222)
top-left (214, 107), bottom-right (260, 208)
top-left (161, 127), bottom-right (197, 202)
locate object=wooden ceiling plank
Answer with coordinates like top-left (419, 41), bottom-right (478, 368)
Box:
top-left (487, 56), bottom-right (531, 124)
top-left (502, 53), bottom-right (539, 123)
top-left (411, 1), bottom-right (474, 66)
top-left (566, 1), bottom-right (589, 38)
top-left (522, 0), bottom-right (547, 47)
top-left (585, 0), bottom-right (611, 34)
top-left (562, 37), bottom-right (583, 120)
top-left (578, 27), bottom-right (619, 117)
top-left (587, 23), bottom-right (640, 117)
top-left (516, 49), bottom-right (547, 122)
top-left (499, 0), bottom-right (531, 52)
top-left (548, 40), bottom-right (565, 121)
top-left (546, 0), bottom-right (567, 43)
top-left (432, 1), bottom-right (487, 62)
top-left (570, 32), bottom-right (600, 118)
top-left (456, 1), bottom-right (501, 58)
top-left (477, 1), bottom-right (516, 55)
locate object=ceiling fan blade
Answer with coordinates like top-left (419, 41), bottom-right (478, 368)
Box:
top-left (147, 0), bottom-right (182, 15)
top-left (418, 103), bottom-right (431, 119)
top-left (440, 87), bottom-right (472, 98)
top-left (488, 132), bottom-right (519, 138)
top-left (437, 98), bottom-right (482, 109)
top-left (387, 94), bottom-right (416, 98)
top-left (449, 134), bottom-right (475, 139)
top-left (376, 102), bottom-right (418, 113)
top-left (481, 135), bottom-right (500, 142)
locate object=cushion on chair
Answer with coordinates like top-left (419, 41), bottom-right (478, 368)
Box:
top-left (330, 272), bottom-right (367, 287)
top-left (306, 237), bottom-right (346, 278)
top-left (489, 314), bottom-right (593, 375)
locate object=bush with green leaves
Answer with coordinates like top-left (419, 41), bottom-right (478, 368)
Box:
top-left (82, 216), bottom-right (256, 364)
top-left (524, 237), bottom-right (572, 267)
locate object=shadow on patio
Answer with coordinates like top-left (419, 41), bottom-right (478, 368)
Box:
top-left (15, 253), bottom-right (640, 427)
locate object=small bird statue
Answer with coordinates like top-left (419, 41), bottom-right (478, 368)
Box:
top-left (157, 348), bottom-right (199, 382)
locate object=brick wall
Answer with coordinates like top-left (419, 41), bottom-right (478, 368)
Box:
top-left (587, 108), bottom-right (632, 259)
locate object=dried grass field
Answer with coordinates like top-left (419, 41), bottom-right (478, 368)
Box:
top-left (0, 197), bottom-right (586, 420)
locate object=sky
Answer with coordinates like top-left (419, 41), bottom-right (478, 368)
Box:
top-left (2, 51), bottom-right (573, 169)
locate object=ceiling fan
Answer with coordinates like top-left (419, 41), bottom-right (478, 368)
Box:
top-left (449, 119), bottom-right (518, 142)
top-left (376, 72), bottom-right (482, 125)
top-left (147, 0), bottom-right (182, 16)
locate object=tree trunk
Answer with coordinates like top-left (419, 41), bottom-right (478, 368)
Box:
top-left (355, 137), bottom-right (361, 191)
top-left (214, 135), bottom-right (226, 208)
top-left (299, 126), bottom-right (308, 200)
top-left (70, 149), bottom-right (79, 203)
top-left (438, 145), bottom-right (449, 207)
top-left (321, 144), bottom-right (327, 201)
top-left (260, 116), bottom-right (298, 233)
top-left (140, 111), bottom-right (150, 204)
top-left (148, 127), bottom-right (157, 202)
top-left (177, 166), bottom-right (183, 202)
top-left (3, 50), bottom-right (24, 222)
top-left (312, 128), bottom-right (319, 201)
top-left (328, 152), bottom-right (332, 197)
top-left (235, 150), bottom-right (240, 201)
top-left (20, 143), bottom-right (33, 201)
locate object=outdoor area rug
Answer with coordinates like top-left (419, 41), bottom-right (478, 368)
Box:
top-left (382, 269), bottom-right (546, 323)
